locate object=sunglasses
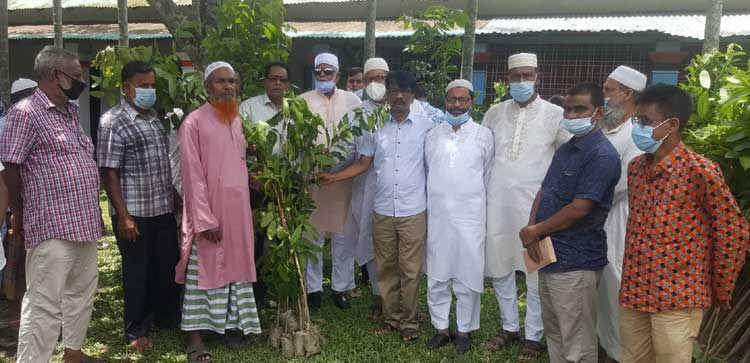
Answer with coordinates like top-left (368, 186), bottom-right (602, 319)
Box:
top-left (314, 68), bottom-right (336, 76)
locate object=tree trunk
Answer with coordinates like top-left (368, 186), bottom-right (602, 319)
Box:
top-left (0, 0), bottom-right (9, 110)
top-left (53, 0), bottom-right (63, 47)
top-left (364, 0), bottom-right (377, 59)
top-left (192, 0), bottom-right (201, 25)
top-left (703, 0), bottom-right (723, 54)
top-left (118, 0), bottom-right (129, 48)
top-left (460, 0), bottom-right (478, 81)
top-left (146, 0), bottom-right (207, 69)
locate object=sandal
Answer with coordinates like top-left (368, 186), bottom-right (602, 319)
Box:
top-left (128, 337), bottom-right (153, 350)
top-left (186, 342), bottom-right (212, 363)
top-left (223, 330), bottom-right (248, 349)
top-left (485, 330), bottom-right (521, 352)
top-left (400, 328), bottom-right (420, 345)
top-left (373, 323), bottom-right (398, 335)
top-left (367, 297), bottom-right (383, 321)
top-left (518, 339), bottom-right (545, 361)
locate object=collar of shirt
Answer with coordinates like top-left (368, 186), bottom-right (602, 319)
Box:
top-left (122, 99), bottom-right (158, 123)
top-left (388, 113), bottom-right (414, 125)
top-left (261, 93), bottom-right (280, 111)
top-left (570, 128), bottom-right (605, 151)
top-left (648, 142), bottom-right (686, 177)
top-left (35, 88), bottom-right (78, 113)
top-left (510, 94), bottom-right (541, 110)
top-left (604, 117), bottom-right (631, 134)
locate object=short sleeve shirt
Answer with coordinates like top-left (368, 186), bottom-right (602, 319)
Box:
top-left (97, 101), bottom-right (173, 217)
top-left (536, 129), bottom-right (621, 273)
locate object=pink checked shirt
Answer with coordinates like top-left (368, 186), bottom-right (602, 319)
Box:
top-left (0, 90), bottom-right (103, 249)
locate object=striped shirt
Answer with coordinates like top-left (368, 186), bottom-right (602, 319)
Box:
top-left (97, 100), bottom-right (173, 217)
top-left (0, 89), bottom-right (102, 248)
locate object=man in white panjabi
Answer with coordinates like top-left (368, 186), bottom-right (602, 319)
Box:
top-left (484, 53), bottom-right (570, 360)
top-left (596, 65), bottom-right (646, 363)
top-left (301, 53), bottom-right (362, 310)
top-left (425, 79), bottom-right (493, 355)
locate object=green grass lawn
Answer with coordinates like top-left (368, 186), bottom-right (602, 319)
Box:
top-left (1, 198), bottom-right (545, 363)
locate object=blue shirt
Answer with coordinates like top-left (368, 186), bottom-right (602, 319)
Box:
top-left (359, 111), bottom-right (434, 217)
top-left (536, 129), bottom-right (620, 273)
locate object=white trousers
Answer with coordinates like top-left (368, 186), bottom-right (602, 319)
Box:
top-left (492, 271), bottom-right (544, 342)
top-left (305, 230), bottom-right (356, 293)
top-left (427, 278), bottom-right (481, 333)
top-left (16, 239), bottom-right (98, 362)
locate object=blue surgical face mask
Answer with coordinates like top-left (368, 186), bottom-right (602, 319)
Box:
top-left (632, 119), bottom-right (671, 154)
top-left (134, 88), bottom-right (156, 109)
top-left (562, 116), bottom-right (595, 136)
top-left (509, 81), bottom-right (535, 103)
top-left (315, 80), bottom-right (336, 94)
top-left (353, 88), bottom-right (364, 99)
top-left (444, 111), bottom-right (470, 126)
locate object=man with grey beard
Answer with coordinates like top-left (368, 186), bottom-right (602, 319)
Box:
top-left (597, 65), bottom-right (647, 363)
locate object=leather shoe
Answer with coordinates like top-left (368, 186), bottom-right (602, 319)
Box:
top-left (454, 334), bottom-right (471, 354)
top-left (307, 291), bottom-right (321, 310)
top-left (332, 292), bottom-right (351, 309)
top-left (426, 333), bottom-right (451, 350)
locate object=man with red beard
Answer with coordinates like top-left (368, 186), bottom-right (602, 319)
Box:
top-left (176, 61), bottom-right (260, 362)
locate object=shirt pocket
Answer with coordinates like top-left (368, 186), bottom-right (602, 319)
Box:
top-left (552, 169), bottom-right (578, 201)
top-left (42, 126), bottom-right (78, 154)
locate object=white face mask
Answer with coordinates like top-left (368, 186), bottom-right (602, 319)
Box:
top-left (365, 82), bottom-right (386, 102)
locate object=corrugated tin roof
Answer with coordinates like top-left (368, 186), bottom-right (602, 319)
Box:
top-left (9, 23), bottom-right (171, 40)
top-left (480, 14), bottom-right (750, 39)
top-left (9, 0), bottom-right (191, 11)
top-left (8, 14), bottom-right (750, 40)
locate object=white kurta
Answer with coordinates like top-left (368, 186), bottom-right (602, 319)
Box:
top-left (597, 119), bottom-right (643, 361)
top-left (484, 97), bottom-right (569, 278)
top-left (425, 120), bottom-right (494, 293)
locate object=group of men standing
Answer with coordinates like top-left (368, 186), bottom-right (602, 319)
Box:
top-left (1, 44), bottom-right (747, 363)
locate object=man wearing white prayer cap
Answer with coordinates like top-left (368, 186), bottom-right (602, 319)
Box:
top-left (424, 79), bottom-right (493, 354)
top-left (597, 65), bottom-right (647, 363)
top-left (483, 52), bottom-right (569, 360)
top-left (301, 52), bottom-right (362, 310)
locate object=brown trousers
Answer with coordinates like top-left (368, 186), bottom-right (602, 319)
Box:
top-left (372, 212), bottom-right (426, 331)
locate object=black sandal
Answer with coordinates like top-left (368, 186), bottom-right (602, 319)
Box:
top-left (518, 339), bottom-right (545, 361)
top-left (400, 328), bottom-right (420, 345)
top-left (485, 330), bottom-right (521, 352)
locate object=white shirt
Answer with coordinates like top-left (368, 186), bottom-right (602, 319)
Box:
top-left (483, 96), bottom-right (570, 278)
top-left (240, 93), bottom-right (284, 155)
top-left (425, 120), bottom-right (493, 292)
top-left (359, 111), bottom-right (434, 217)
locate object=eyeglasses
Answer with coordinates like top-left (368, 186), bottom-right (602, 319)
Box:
top-left (632, 116), bottom-right (671, 128)
top-left (314, 68), bottom-right (336, 76)
top-left (265, 76), bottom-right (289, 83)
top-left (445, 96), bottom-right (472, 104)
top-left (387, 88), bottom-right (413, 96)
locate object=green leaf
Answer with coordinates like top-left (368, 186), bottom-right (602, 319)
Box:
top-left (726, 132), bottom-right (747, 142)
top-left (740, 156), bottom-right (750, 170)
top-left (697, 93), bottom-right (710, 120)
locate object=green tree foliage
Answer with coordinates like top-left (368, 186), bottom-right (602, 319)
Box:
top-left (90, 46), bottom-right (207, 130)
top-left (399, 5), bottom-right (468, 108)
top-left (682, 44), bottom-right (750, 212)
top-left (200, 0), bottom-right (291, 99)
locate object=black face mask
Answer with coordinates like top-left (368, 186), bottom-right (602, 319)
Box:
top-left (56, 70), bottom-right (87, 101)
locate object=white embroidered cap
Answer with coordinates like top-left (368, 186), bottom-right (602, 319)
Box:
top-left (508, 53), bottom-right (538, 70)
top-left (203, 61), bottom-right (235, 82)
top-left (314, 53), bottom-right (339, 71)
top-left (445, 79), bottom-right (474, 93)
top-left (608, 65), bottom-right (647, 92)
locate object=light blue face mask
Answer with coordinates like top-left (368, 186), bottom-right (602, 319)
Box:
top-left (353, 88), bottom-right (364, 99)
top-left (632, 119), bottom-right (671, 154)
top-left (444, 110), bottom-right (470, 126)
top-left (509, 81), bottom-right (535, 103)
top-left (315, 80), bottom-right (336, 94)
top-left (134, 88), bottom-right (156, 109)
top-left (562, 117), bottom-right (594, 136)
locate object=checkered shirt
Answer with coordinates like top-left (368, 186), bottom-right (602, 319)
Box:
top-left (97, 100), bottom-right (173, 218)
top-left (0, 90), bottom-right (103, 248)
top-left (620, 143), bottom-right (749, 312)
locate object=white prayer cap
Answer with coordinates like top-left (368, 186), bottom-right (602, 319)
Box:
top-left (508, 53), bottom-right (538, 70)
top-left (314, 53), bottom-right (339, 70)
top-left (11, 78), bottom-right (37, 94)
top-left (608, 65), bottom-right (647, 92)
top-left (203, 61), bottom-right (235, 82)
top-left (363, 57), bottom-right (389, 74)
top-left (445, 79), bottom-right (474, 93)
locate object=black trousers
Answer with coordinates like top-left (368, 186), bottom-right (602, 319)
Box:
top-left (112, 213), bottom-right (181, 341)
